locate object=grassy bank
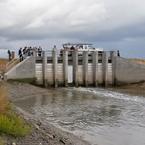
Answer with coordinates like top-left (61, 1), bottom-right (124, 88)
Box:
top-left (0, 84), bottom-right (31, 144)
top-left (0, 59), bottom-right (8, 65)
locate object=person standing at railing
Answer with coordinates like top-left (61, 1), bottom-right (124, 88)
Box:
top-left (38, 46), bottom-right (42, 57)
top-left (23, 47), bottom-right (27, 59)
top-left (18, 48), bottom-right (23, 62)
top-left (117, 50), bottom-right (120, 57)
top-left (7, 50), bottom-right (12, 61)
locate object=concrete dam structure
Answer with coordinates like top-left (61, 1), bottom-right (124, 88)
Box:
top-left (4, 50), bottom-right (145, 87)
top-left (35, 50), bottom-right (115, 87)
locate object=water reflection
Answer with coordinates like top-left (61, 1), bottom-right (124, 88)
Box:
top-left (14, 88), bottom-right (145, 145)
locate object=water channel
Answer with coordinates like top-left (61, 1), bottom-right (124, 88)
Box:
top-left (14, 87), bottom-right (145, 145)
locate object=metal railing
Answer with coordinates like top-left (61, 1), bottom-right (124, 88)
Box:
top-left (5, 59), bottom-right (19, 72)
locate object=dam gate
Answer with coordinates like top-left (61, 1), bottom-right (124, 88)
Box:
top-left (35, 50), bottom-right (117, 87)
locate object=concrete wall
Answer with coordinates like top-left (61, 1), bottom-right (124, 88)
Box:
top-left (5, 56), bottom-right (35, 80)
top-left (35, 63), bottom-right (64, 85)
top-left (35, 62), bottom-right (113, 86)
top-left (35, 50), bottom-right (114, 87)
top-left (115, 57), bottom-right (145, 85)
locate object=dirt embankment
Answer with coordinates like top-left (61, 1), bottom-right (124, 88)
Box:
top-left (0, 59), bottom-right (8, 64)
top-left (0, 59), bottom-right (8, 75)
top-left (113, 82), bottom-right (145, 97)
top-left (5, 82), bottom-right (90, 145)
top-left (129, 58), bottom-right (145, 65)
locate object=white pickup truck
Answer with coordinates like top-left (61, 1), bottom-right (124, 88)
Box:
top-left (60, 43), bottom-right (103, 56)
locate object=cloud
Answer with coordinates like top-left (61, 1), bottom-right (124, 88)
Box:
top-left (0, 0), bottom-right (145, 39)
top-left (0, 0), bottom-right (145, 58)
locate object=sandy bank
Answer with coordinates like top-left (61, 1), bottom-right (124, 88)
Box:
top-left (113, 82), bottom-right (145, 97)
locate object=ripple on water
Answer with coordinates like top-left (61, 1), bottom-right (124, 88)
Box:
top-left (15, 87), bottom-right (145, 145)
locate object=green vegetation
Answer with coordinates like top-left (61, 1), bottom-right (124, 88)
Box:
top-left (0, 84), bottom-right (31, 144)
top-left (0, 113), bottom-right (31, 137)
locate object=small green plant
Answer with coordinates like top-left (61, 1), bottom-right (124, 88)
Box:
top-left (0, 113), bottom-right (31, 137)
top-left (0, 84), bottom-right (31, 138)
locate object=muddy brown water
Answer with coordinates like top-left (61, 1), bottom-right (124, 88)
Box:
top-left (13, 87), bottom-right (145, 145)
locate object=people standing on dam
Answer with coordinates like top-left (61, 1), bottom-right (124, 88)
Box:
top-left (18, 46), bottom-right (43, 61)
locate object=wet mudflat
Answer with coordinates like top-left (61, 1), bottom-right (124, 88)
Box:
top-left (8, 82), bottom-right (145, 145)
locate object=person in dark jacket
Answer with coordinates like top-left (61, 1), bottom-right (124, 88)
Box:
top-left (38, 46), bottom-right (42, 57)
top-left (18, 48), bottom-right (23, 61)
top-left (117, 50), bottom-right (120, 57)
top-left (7, 50), bottom-right (12, 61)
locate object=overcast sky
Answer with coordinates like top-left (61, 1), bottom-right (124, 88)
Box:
top-left (0, 0), bottom-right (145, 58)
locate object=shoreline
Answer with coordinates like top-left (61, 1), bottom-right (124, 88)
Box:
top-left (4, 81), bottom-right (145, 145)
top-left (6, 82), bottom-right (90, 145)
top-left (9, 106), bottom-right (90, 145)
top-left (112, 82), bottom-right (145, 97)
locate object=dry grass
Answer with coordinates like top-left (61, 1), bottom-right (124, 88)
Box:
top-left (0, 59), bottom-right (8, 65)
top-left (0, 86), bottom-right (9, 114)
top-left (0, 84), bottom-right (31, 138)
top-left (129, 59), bottom-right (145, 65)
top-left (0, 59), bottom-right (8, 72)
